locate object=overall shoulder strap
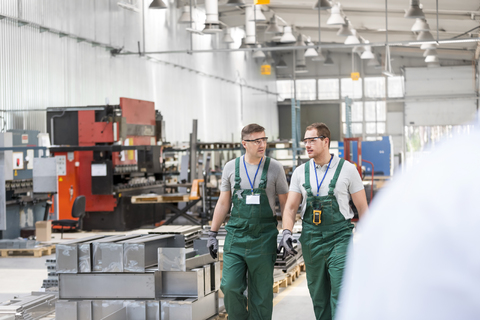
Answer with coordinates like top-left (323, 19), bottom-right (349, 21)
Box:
top-left (302, 161), bottom-right (314, 197)
top-left (258, 157), bottom-right (270, 189)
top-left (328, 158), bottom-right (345, 195)
top-left (234, 157), bottom-right (241, 190)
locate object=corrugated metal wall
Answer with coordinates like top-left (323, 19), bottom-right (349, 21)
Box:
top-left (0, 0), bottom-right (278, 143)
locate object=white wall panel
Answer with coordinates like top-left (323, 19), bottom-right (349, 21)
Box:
top-left (405, 66), bottom-right (477, 126)
top-left (0, 0), bottom-right (277, 143)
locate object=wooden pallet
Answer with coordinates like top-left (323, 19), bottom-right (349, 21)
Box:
top-left (299, 262), bottom-right (306, 272)
top-left (0, 245), bottom-right (56, 258)
top-left (273, 264), bottom-right (304, 293)
top-left (131, 193), bottom-right (190, 204)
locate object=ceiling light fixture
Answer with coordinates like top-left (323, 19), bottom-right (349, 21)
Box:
top-left (368, 54), bottom-right (381, 68)
top-left (223, 28), bottom-right (234, 43)
top-left (324, 51), bottom-right (334, 66)
top-left (305, 42), bottom-right (319, 58)
top-left (417, 30), bottom-right (434, 41)
top-left (276, 56), bottom-right (288, 68)
top-left (361, 42), bottom-right (374, 59)
top-left (178, 6), bottom-right (192, 24)
top-left (337, 20), bottom-right (353, 36)
top-left (344, 29), bottom-right (360, 45)
top-left (280, 26), bottom-right (296, 43)
top-left (425, 55), bottom-right (439, 63)
top-left (411, 18), bottom-right (430, 32)
top-left (313, 0), bottom-right (332, 10)
top-left (327, 4), bottom-right (345, 25)
top-left (248, 5), bottom-right (266, 22)
top-left (149, 0), bottom-right (167, 9)
top-left (265, 15), bottom-right (283, 34)
top-left (225, 0), bottom-right (246, 6)
top-left (404, 0), bottom-right (425, 19)
top-left (253, 44), bottom-right (266, 60)
top-left (423, 48), bottom-right (438, 57)
top-left (295, 34), bottom-right (306, 47)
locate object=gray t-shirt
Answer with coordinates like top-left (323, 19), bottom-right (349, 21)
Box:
top-left (220, 156), bottom-right (289, 214)
top-left (289, 154), bottom-right (364, 220)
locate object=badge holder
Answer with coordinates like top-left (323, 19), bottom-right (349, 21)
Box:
top-left (313, 203), bottom-right (322, 225)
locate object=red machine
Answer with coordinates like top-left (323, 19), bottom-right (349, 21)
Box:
top-left (48, 98), bottom-right (165, 231)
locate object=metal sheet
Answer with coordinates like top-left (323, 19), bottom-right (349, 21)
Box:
top-left (92, 301), bottom-right (124, 320)
top-left (161, 292), bottom-right (218, 320)
top-left (160, 269), bottom-right (204, 298)
top-left (59, 272), bottom-right (162, 300)
top-left (56, 235), bottom-right (107, 274)
top-left (100, 307), bottom-right (127, 320)
top-left (78, 301), bottom-right (93, 320)
top-left (211, 261), bottom-right (221, 291)
top-left (146, 301), bottom-right (160, 320)
top-left (122, 235), bottom-right (183, 273)
top-left (203, 265), bottom-right (211, 295)
top-left (124, 301), bottom-right (146, 320)
top-left (55, 300), bottom-right (77, 320)
top-left (92, 235), bottom-right (141, 273)
top-left (158, 247), bottom-right (186, 272)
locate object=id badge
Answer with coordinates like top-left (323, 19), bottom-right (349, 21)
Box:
top-left (246, 194), bottom-right (260, 205)
top-left (313, 210), bottom-right (322, 225)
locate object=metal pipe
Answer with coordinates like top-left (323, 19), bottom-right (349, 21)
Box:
top-left (436, 0), bottom-right (439, 43)
top-left (189, 0), bottom-right (193, 53)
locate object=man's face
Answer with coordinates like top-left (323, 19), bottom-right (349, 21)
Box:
top-left (242, 131), bottom-right (267, 159)
top-left (304, 129), bottom-right (329, 159)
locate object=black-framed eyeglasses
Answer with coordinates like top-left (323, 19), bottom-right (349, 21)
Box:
top-left (302, 136), bottom-right (326, 144)
top-left (244, 137), bottom-right (268, 145)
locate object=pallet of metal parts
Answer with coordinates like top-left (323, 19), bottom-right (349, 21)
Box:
top-left (0, 293), bottom-right (57, 320)
top-left (56, 300), bottom-right (161, 320)
top-left (91, 234), bottom-right (145, 273)
top-left (56, 235), bottom-right (108, 274)
top-left (0, 239), bottom-right (38, 249)
top-left (119, 234), bottom-right (185, 273)
top-left (161, 291), bottom-right (218, 320)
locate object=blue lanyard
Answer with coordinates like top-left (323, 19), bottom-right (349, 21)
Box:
top-left (244, 156), bottom-right (263, 193)
top-left (314, 156), bottom-right (333, 196)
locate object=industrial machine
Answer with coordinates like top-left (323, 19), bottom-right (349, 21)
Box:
top-left (47, 98), bottom-right (165, 231)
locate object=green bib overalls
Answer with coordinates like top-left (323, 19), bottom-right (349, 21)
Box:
top-left (220, 157), bottom-right (278, 320)
top-left (300, 158), bottom-right (354, 320)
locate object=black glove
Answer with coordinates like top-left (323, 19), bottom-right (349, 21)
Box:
top-left (277, 229), bottom-right (298, 260)
top-left (207, 231), bottom-right (218, 259)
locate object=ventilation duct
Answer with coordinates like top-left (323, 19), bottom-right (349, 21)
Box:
top-left (245, 6), bottom-right (256, 44)
top-left (203, 0), bottom-right (222, 33)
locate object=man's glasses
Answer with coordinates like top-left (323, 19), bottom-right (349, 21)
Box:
top-left (244, 137), bottom-right (268, 146)
top-left (302, 136), bottom-right (326, 144)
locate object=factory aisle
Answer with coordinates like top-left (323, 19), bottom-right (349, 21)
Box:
top-left (272, 272), bottom-right (316, 319)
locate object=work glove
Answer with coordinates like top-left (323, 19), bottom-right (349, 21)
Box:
top-left (277, 229), bottom-right (298, 260)
top-left (207, 231), bottom-right (218, 259)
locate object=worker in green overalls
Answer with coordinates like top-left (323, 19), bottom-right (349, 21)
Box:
top-left (278, 122), bottom-right (368, 320)
top-left (208, 123), bottom-right (289, 320)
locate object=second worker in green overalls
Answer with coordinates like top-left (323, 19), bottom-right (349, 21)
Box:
top-left (278, 122), bottom-right (368, 320)
top-left (208, 123), bottom-right (289, 320)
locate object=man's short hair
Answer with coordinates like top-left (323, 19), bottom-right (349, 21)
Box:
top-left (241, 124), bottom-right (265, 140)
top-left (306, 122), bottom-right (331, 147)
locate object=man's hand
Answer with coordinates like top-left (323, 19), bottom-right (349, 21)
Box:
top-left (207, 231), bottom-right (218, 259)
top-left (277, 229), bottom-right (298, 260)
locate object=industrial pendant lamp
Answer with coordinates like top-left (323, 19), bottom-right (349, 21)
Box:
top-left (313, 0), bottom-right (332, 10)
top-left (226, 0), bottom-right (245, 6)
top-left (280, 26), bottom-right (296, 43)
top-left (423, 48), bottom-right (437, 57)
top-left (327, 4), bottom-right (345, 25)
top-left (305, 42), bottom-right (319, 58)
top-left (425, 55), bottom-right (439, 63)
top-left (276, 56), bottom-right (287, 68)
top-left (312, 48), bottom-right (326, 61)
top-left (324, 52), bottom-right (334, 66)
top-left (368, 54), bottom-right (381, 68)
top-left (337, 20), bottom-right (353, 36)
top-left (295, 34), bottom-right (306, 47)
top-left (417, 30), bottom-right (434, 41)
top-left (404, 0), bottom-right (424, 19)
top-left (361, 43), bottom-right (375, 59)
top-left (411, 18), bottom-right (430, 32)
top-left (223, 28), bottom-right (234, 43)
top-left (149, 0), bottom-right (167, 9)
top-left (248, 5), bottom-right (266, 22)
top-left (344, 29), bottom-right (360, 45)
top-left (265, 15), bottom-right (283, 34)
top-left (178, 6), bottom-right (192, 24)
top-left (253, 44), bottom-right (266, 60)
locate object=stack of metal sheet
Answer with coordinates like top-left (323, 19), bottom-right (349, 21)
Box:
top-left (0, 293), bottom-right (57, 320)
top-left (149, 226), bottom-right (203, 248)
top-left (0, 239), bottom-right (38, 249)
top-left (55, 234), bottom-right (220, 320)
top-left (42, 258), bottom-right (58, 289)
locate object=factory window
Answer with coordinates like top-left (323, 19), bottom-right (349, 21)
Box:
top-left (276, 80), bottom-right (294, 101)
top-left (364, 77), bottom-right (386, 98)
top-left (341, 78), bottom-right (363, 99)
top-left (341, 102), bottom-right (363, 122)
top-left (365, 101), bottom-right (386, 135)
top-left (388, 76), bottom-right (405, 98)
top-left (318, 79), bottom-right (340, 100)
top-left (296, 79), bottom-right (317, 101)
